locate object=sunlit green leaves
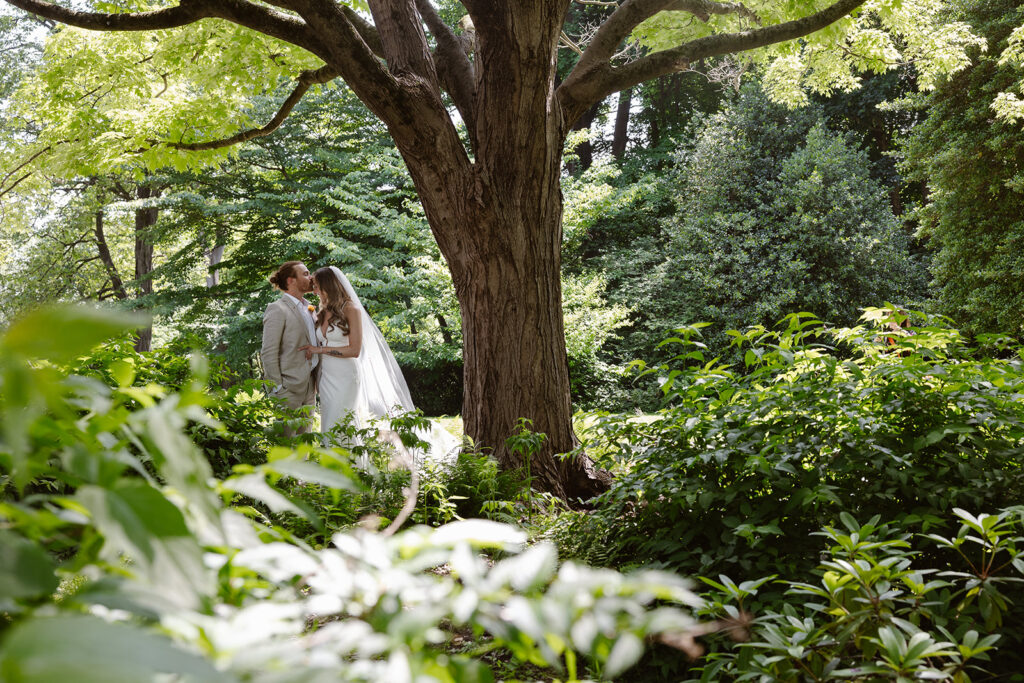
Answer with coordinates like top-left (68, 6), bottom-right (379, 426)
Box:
top-left (0, 305), bottom-right (145, 488)
top-left (11, 14), bottom-right (326, 177)
top-left (993, 24), bottom-right (1024, 121)
top-left (632, 0), bottom-right (985, 106)
top-left (78, 481), bottom-right (213, 609)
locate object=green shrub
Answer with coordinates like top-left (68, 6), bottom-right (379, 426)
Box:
top-left (568, 308), bottom-right (1024, 586)
top-left (66, 336), bottom-right (301, 478)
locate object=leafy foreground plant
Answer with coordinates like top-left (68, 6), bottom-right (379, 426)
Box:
top-left (692, 508), bottom-right (1024, 681)
top-left (0, 306), bottom-right (713, 682)
top-left (44, 333), bottom-right (527, 546)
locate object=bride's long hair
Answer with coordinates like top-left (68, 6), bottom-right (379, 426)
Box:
top-left (313, 268), bottom-right (351, 335)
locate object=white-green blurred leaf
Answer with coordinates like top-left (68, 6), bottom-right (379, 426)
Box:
top-left (262, 457), bottom-right (362, 492)
top-left (0, 615), bottom-right (232, 682)
top-left (604, 632), bottom-right (645, 678)
top-left (1, 305), bottom-right (146, 362)
top-left (0, 531), bottom-right (58, 602)
top-left (77, 482), bottom-right (212, 609)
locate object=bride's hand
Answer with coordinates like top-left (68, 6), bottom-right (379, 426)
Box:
top-left (299, 344), bottom-right (318, 360)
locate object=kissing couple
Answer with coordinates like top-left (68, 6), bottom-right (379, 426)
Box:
top-left (259, 260), bottom-right (458, 463)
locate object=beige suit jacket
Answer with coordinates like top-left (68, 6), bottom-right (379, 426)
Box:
top-left (261, 296), bottom-right (316, 409)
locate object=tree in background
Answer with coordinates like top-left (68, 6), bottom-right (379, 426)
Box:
top-left (818, 69), bottom-right (924, 217)
top-left (902, 0), bottom-right (1024, 337)
top-left (0, 174), bottom-right (162, 351)
top-left (572, 85), bottom-right (927, 378)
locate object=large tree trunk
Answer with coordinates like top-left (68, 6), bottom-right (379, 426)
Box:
top-left (392, 4), bottom-right (610, 501)
top-left (405, 177), bottom-right (611, 500)
top-left (451, 176), bottom-right (609, 501)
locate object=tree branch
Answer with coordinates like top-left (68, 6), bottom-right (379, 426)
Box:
top-left (339, 4), bottom-right (384, 57)
top-left (94, 208), bottom-right (128, 301)
top-left (569, 0), bottom-right (757, 79)
top-left (284, 0), bottom-right (406, 117)
top-left (366, 0), bottom-right (438, 91)
top-left (3, 0), bottom-right (329, 58)
top-left (165, 65), bottom-right (336, 151)
top-left (414, 0), bottom-right (476, 134)
top-left (676, 0), bottom-right (759, 24)
top-left (4, 0), bottom-right (212, 31)
top-left (559, 0), bottom-right (864, 123)
top-left (0, 172), bottom-right (33, 199)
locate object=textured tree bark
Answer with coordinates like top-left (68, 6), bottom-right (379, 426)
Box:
top-left (407, 157), bottom-right (610, 499)
top-left (448, 195), bottom-right (612, 500)
top-left (133, 185), bottom-right (158, 352)
top-left (612, 87), bottom-right (632, 159)
top-left (94, 208), bottom-right (127, 301)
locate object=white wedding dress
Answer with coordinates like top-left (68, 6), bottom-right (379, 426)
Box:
top-left (316, 267), bottom-right (460, 466)
top-left (316, 324), bottom-right (363, 433)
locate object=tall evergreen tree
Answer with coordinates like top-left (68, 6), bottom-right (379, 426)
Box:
top-left (581, 85), bottom-right (927, 369)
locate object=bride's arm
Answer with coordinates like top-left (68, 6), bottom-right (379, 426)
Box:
top-left (344, 303), bottom-right (363, 356)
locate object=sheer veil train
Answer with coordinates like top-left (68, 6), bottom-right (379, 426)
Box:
top-left (326, 266), bottom-right (460, 464)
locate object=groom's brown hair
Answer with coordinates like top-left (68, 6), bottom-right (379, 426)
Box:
top-left (269, 261), bottom-right (303, 290)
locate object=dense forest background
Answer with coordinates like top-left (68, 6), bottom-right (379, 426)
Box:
top-left (3, 0), bottom-right (1024, 680)
top-left (3, 0), bottom-right (1021, 415)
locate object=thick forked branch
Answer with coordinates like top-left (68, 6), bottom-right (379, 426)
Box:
top-left (168, 65), bottom-right (337, 151)
top-left (559, 0), bottom-right (865, 123)
top-left (339, 4), bottom-right (384, 57)
top-left (259, 0), bottom-right (382, 56)
top-left (366, 0), bottom-right (436, 85)
top-left (414, 0), bottom-right (476, 132)
top-left (285, 0), bottom-right (404, 106)
top-left (3, 0), bottom-right (328, 58)
top-left (571, 0), bottom-right (759, 78)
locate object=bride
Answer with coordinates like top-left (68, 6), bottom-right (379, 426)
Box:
top-left (300, 266), bottom-right (459, 464)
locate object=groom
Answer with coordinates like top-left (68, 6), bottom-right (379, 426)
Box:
top-left (261, 260), bottom-right (319, 435)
